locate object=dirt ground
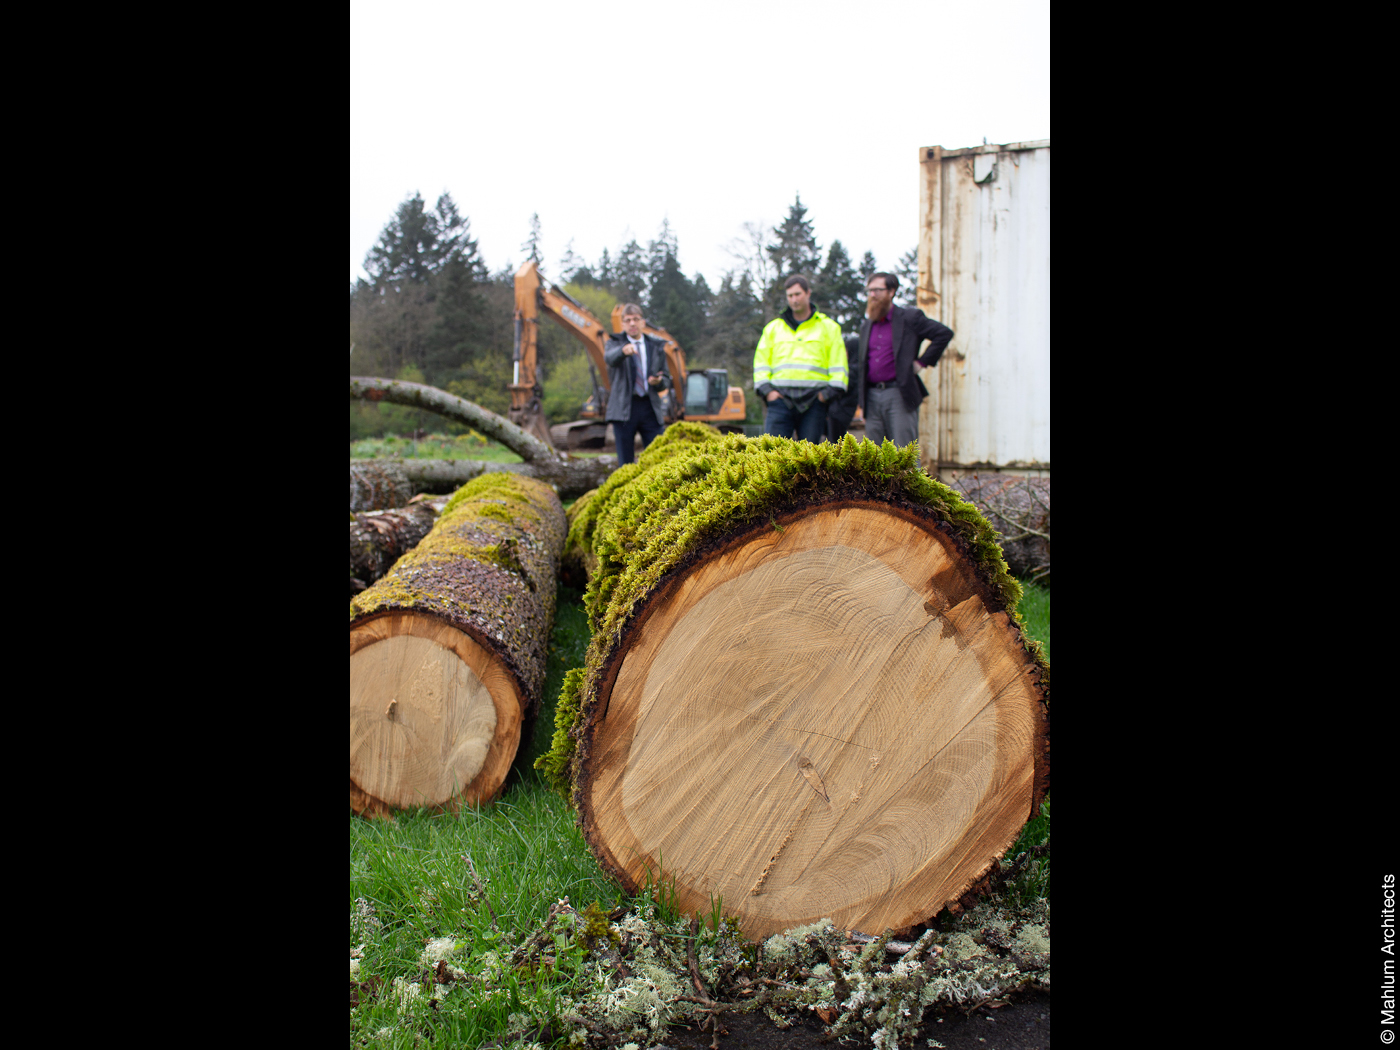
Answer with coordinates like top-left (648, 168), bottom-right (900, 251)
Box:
top-left (657, 989), bottom-right (1050, 1049)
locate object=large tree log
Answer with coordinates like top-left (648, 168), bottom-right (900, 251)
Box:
top-left (540, 427), bottom-right (1050, 941)
top-left (350, 376), bottom-right (618, 497)
top-left (948, 473), bottom-right (1050, 586)
top-left (350, 459), bottom-right (415, 512)
top-left (349, 473), bottom-right (566, 816)
top-left (350, 493), bottom-right (449, 595)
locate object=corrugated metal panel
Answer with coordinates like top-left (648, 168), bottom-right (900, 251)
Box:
top-left (916, 141), bottom-right (1049, 477)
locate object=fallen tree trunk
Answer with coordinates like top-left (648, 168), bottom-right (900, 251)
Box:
top-left (948, 473), bottom-right (1050, 585)
top-left (400, 456), bottom-right (619, 498)
top-left (350, 493), bottom-right (449, 595)
top-left (350, 376), bottom-right (618, 498)
top-left (541, 425), bottom-right (1050, 940)
top-left (350, 459), bottom-right (415, 512)
top-left (350, 473), bottom-right (566, 816)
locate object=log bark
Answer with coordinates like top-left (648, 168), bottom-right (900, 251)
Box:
top-left (349, 473), bottom-right (566, 816)
top-left (350, 460), bottom-right (414, 512)
top-left (542, 427), bottom-right (1049, 940)
top-left (350, 493), bottom-right (449, 595)
top-left (948, 474), bottom-right (1050, 585)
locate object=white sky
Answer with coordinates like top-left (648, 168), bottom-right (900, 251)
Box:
top-left (350, 0), bottom-right (1048, 292)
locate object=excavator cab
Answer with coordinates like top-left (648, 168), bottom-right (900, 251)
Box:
top-left (685, 370), bottom-right (729, 417)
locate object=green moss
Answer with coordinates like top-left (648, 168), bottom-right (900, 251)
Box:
top-left (535, 666), bottom-right (585, 796)
top-left (562, 422), bottom-right (727, 581)
top-left (578, 899), bottom-right (622, 951)
top-left (538, 430), bottom-right (1049, 802)
top-left (440, 470), bottom-right (537, 517)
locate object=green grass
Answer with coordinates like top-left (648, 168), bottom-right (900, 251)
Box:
top-left (1016, 576), bottom-right (1050, 661)
top-left (1002, 575), bottom-right (1050, 902)
top-left (350, 573), bottom-right (1050, 1048)
top-left (351, 431), bottom-right (524, 463)
top-left (351, 584), bottom-right (619, 1048)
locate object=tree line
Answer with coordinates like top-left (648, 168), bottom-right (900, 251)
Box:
top-left (349, 191), bottom-right (917, 439)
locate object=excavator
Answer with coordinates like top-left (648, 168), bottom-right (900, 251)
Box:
top-left (508, 261), bottom-right (746, 451)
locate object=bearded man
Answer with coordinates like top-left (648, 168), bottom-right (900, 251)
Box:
top-left (853, 272), bottom-right (954, 448)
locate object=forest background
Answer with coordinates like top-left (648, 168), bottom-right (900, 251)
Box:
top-left (349, 192), bottom-right (918, 440)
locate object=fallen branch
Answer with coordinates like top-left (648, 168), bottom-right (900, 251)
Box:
top-left (351, 376), bottom-right (553, 462)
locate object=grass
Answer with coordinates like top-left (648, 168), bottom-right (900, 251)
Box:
top-left (350, 576), bottom-right (1049, 1048)
top-left (1017, 576), bottom-right (1050, 661)
top-left (351, 431), bottom-right (524, 463)
top-left (351, 585), bottom-right (619, 1048)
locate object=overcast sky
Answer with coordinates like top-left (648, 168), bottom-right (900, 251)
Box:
top-left (350, 0), bottom-right (1048, 292)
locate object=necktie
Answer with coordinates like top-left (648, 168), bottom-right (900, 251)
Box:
top-left (633, 340), bottom-right (647, 397)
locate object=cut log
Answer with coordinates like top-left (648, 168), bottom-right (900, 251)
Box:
top-left (350, 473), bottom-right (566, 816)
top-left (948, 473), bottom-right (1050, 585)
top-left (541, 429), bottom-right (1049, 941)
top-left (350, 493), bottom-right (449, 595)
top-left (350, 376), bottom-right (620, 498)
top-left (350, 460), bottom-right (414, 512)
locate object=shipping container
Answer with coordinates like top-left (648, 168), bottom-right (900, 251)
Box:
top-left (916, 140), bottom-right (1049, 480)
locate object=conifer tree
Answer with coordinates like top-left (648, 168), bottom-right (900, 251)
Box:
top-left (521, 213), bottom-right (544, 268)
top-left (765, 194), bottom-right (822, 311)
top-left (817, 239), bottom-right (865, 333)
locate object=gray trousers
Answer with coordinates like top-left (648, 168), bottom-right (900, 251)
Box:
top-left (864, 385), bottom-right (920, 447)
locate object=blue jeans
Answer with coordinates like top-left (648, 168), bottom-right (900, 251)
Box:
top-left (763, 396), bottom-right (829, 442)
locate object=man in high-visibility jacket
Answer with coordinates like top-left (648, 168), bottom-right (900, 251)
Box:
top-left (753, 275), bottom-right (848, 442)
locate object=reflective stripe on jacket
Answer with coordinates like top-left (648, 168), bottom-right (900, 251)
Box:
top-left (753, 311), bottom-right (848, 393)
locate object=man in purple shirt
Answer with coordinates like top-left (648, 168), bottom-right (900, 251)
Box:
top-left (853, 272), bottom-right (954, 447)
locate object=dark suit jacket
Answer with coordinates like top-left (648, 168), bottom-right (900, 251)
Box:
top-left (827, 333), bottom-right (862, 429)
top-left (855, 305), bottom-right (954, 413)
top-left (603, 333), bottom-right (673, 425)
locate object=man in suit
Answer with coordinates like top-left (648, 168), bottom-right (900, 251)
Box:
top-left (854, 272), bottom-right (954, 447)
top-left (604, 303), bottom-right (674, 464)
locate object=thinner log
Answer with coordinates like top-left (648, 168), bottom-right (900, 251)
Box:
top-left (948, 473), bottom-right (1050, 585)
top-left (350, 459), bottom-right (414, 512)
top-left (540, 426), bottom-right (1050, 941)
top-left (350, 493), bottom-right (449, 595)
top-left (401, 456), bottom-right (620, 499)
top-left (350, 472), bottom-right (566, 816)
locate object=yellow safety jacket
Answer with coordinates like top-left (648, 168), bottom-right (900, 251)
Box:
top-left (753, 309), bottom-right (848, 396)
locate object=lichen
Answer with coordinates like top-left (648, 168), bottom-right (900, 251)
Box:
top-left (541, 895), bottom-right (1043, 1048)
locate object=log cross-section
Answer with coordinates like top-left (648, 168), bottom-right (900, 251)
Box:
top-left (546, 428), bottom-right (1049, 941)
top-left (349, 472), bottom-right (566, 815)
top-left (350, 612), bottom-right (522, 812)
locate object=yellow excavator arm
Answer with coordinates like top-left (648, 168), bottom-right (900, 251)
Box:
top-left (510, 261), bottom-right (746, 449)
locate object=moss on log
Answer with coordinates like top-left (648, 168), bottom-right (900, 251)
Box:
top-left (350, 473), bottom-right (566, 815)
top-left (538, 426), bottom-right (1050, 940)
